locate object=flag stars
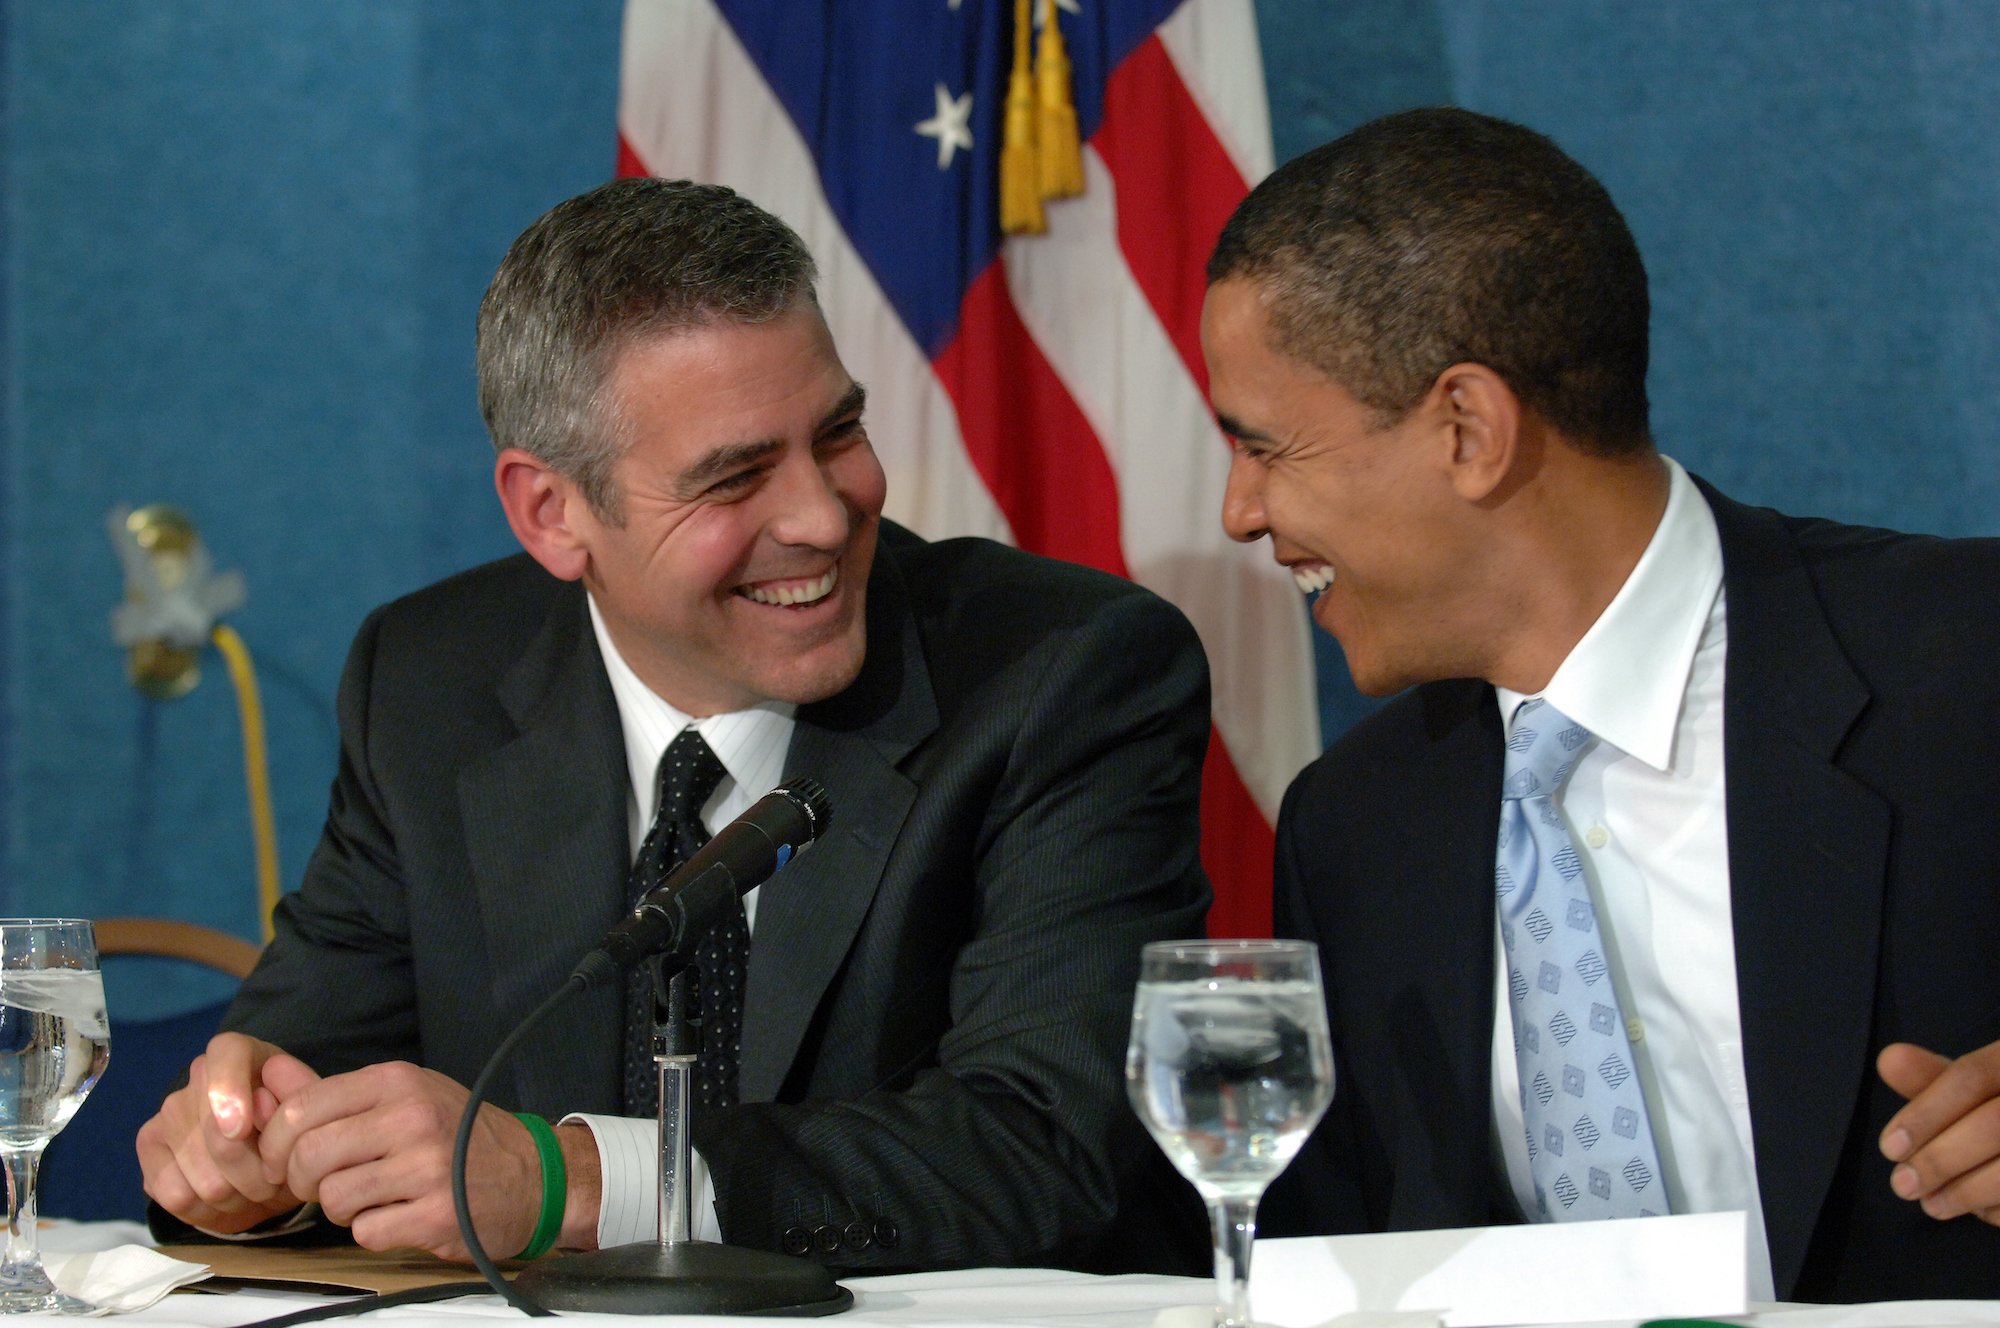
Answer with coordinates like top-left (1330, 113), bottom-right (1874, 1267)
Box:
top-left (916, 82), bottom-right (974, 170)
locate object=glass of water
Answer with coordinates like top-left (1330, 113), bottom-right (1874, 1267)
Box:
top-left (0, 920), bottom-right (109, 1313)
top-left (1127, 939), bottom-right (1333, 1328)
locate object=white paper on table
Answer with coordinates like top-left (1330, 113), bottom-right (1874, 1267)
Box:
top-left (1250, 1211), bottom-right (1747, 1327)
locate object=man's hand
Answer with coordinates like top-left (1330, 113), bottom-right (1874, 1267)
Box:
top-left (1878, 1039), bottom-right (2000, 1224)
top-left (137, 1032), bottom-right (319, 1233)
top-left (255, 1062), bottom-right (571, 1263)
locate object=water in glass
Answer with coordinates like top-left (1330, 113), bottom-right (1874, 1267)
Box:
top-left (1129, 975), bottom-right (1327, 1199)
top-left (0, 971), bottom-right (109, 1145)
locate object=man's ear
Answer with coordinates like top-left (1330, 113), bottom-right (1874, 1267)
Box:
top-left (494, 448), bottom-right (592, 582)
top-left (1432, 363), bottom-right (1523, 503)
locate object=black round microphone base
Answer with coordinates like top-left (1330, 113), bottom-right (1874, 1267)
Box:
top-left (511, 1240), bottom-right (853, 1317)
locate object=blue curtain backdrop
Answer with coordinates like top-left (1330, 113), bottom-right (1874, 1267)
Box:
top-left (4, 1), bottom-right (1996, 1018)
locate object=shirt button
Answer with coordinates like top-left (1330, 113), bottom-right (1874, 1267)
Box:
top-left (1627, 1018), bottom-right (1645, 1043)
top-left (1585, 825), bottom-right (1609, 849)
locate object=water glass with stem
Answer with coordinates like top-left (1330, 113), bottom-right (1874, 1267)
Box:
top-left (0, 920), bottom-right (110, 1314)
top-left (1127, 939), bottom-right (1333, 1328)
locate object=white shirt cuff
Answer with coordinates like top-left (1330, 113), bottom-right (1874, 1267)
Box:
top-left (192, 1203), bottom-right (322, 1240)
top-left (561, 1113), bottom-right (721, 1247)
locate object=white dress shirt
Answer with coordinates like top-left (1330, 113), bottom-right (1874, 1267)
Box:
top-left (565, 595), bottom-right (796, 1248)
top-left (1490, 458), bottom-right (1774, 1299)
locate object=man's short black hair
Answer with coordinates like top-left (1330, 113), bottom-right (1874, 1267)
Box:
top-left (1209, 107), bottom-right (1653, 454)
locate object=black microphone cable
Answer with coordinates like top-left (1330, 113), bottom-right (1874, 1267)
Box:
top-left (448, 976), bottom-right (587, 1315)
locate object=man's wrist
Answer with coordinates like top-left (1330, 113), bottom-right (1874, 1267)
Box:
top-left (556, 1123), bottom-right (602, 1250)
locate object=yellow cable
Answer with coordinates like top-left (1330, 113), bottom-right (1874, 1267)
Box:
top-left (211, 624), bottom-right (281, 943)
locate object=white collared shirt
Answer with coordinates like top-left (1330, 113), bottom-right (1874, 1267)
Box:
top-left (565, 594), bottom-right (797, 1248)
top-left (1491, 457), bottom-right (1774, 1299)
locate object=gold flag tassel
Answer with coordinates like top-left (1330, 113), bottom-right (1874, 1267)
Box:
top-left (1035, 0), bottom-right (1084, 199)
top-left (1000, 0), bottom-right (1045, 234)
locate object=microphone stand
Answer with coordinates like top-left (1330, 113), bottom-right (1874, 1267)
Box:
top-left (512, 961), bottom-right (851, 1316)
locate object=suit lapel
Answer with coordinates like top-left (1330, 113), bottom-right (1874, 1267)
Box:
top-left (739, 542), bottom-right (937, 1103)
top-left (1703, 482), bottom-right (1889, 1294)
top-left (460, 584), bottom-right (632, 1116)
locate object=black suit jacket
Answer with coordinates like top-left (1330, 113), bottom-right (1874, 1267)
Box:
top-left (221, 522), bottom-right (1212, 1272)
top-left (1263, 482), bottom-right (2000, 1302)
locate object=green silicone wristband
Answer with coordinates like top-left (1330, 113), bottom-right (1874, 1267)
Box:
top-left (512, 1113), bottom-right (565, 1260)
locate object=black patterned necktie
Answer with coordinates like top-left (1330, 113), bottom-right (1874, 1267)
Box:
top-left (620, 728), bottom-right (737, 1118)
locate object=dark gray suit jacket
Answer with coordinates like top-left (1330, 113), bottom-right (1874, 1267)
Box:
top-left (1262, 483), bottom-right (2000, 1302)
top-left (222, 521), bottom-right (1212, 1273)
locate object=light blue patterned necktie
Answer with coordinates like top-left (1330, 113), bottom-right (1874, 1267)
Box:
top-left (1497, 698), bottom-right (1669, 1220)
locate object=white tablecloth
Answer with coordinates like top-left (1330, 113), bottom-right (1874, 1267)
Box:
top-left (37, 1221), bottom-right (2000, 1328)
top-left (56, 1273), bottom-right (2000, 1328)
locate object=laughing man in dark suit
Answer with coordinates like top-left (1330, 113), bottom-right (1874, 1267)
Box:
top-left (1198, 108), bottom-right (2000, 1301)
top-left (138, 178), bottom-right (1210, 1273)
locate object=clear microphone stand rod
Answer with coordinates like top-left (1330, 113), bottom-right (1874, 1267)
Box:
top-left (513, 966), bottom-right (849, 1315)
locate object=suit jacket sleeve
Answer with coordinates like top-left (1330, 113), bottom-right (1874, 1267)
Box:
top-left (145, 605), bottom-right (430, 1246)
top-left (695, 586), bottom-right (1213, 1272)
top-left (222, 602), bottom-right (426, 1074)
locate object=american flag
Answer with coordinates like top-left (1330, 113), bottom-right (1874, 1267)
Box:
top-left (616, 0), bottom-right (1317, 937)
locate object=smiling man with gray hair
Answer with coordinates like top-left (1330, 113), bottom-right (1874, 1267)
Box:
top-left (139, 177), bottom-right (1210, 1276)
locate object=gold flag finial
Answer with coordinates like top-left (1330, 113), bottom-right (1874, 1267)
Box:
top-left (1000, 0), bottom-right (1046, 234)
top-left (1035, 0), bottom-right (1084, 199)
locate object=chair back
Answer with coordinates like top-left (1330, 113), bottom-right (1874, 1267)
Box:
top-left (96, 918), bottom-right (261, 978)
top-left (40, 919), bottom-right (262, 1221)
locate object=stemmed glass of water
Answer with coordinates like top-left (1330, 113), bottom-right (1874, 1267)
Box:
top-left (1127, 939), bottom-right (1333, 1328)
top-left (0, 920), bottom-right (109, 1313)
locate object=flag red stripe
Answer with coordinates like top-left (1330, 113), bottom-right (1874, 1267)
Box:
top-left (616, 132), bottom-right (651, 179)
top-left (933, 261), bottom-right (1130, 575)
top-left (1200, 728), bottom-right (1276, 938)
top-left (1099, 37), bottom-right (1281, 937)
top-left (1094, 35), bottom-right (1250, 401)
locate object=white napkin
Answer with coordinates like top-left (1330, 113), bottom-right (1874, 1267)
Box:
top-left (45, 1246), bottom-right (210, 1315)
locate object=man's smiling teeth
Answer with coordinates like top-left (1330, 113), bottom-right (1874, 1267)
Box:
top-left (1292, 564), bottom-right (1335, 595)
top-left (741, 568), bottom-right (837, 607)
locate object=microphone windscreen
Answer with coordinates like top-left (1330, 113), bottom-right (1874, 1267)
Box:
top-left (774, 777), bottom-right (832, 843)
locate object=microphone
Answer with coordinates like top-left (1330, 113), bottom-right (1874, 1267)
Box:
top-left (578, 778), bottom-right (831, 984)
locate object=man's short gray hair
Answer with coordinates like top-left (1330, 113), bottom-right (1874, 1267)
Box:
top-left (476, 177), bottom-right (818, 517)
